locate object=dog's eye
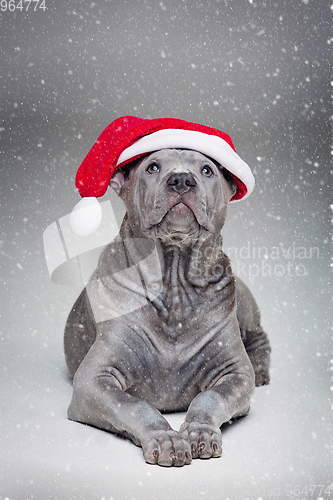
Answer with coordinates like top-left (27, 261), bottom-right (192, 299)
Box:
top-left (202, 165), bottom-right (213, 177)
top-left (146, 163), bottom-right (160, 174)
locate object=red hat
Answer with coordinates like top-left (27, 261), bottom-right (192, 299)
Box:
top-left (75, 116), bottom-right (254, 202)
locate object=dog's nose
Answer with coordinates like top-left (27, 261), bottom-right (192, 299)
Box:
top-left (167, 172), bottom-right (196, 195)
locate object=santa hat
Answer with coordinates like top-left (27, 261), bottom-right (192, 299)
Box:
top-left (70, 116), bottom-right (255, 235)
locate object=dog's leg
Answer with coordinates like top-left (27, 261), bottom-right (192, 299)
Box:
top-left (64, 289), bottom-right (97, 378)
top-left (179, 330), bottom-right (255, 459)
top-left (67, 331), bottom-right (192, 467)
top-left (235, 278), bottom-right (271, 386)
top-left (240, 329), bottom-right (271, 386)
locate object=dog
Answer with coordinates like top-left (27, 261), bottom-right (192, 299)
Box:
top-left (64, 146), bottom-right (271, 467)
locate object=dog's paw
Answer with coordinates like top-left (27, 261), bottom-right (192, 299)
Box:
top-left (253, 364), bottom-right (270, 386)
top-left (248, 352), bottom-right (270, 386)
top-left (141, 429), bottom-right (192, 467)
top-left (179, 421), bottom-right (222, 459)
top-left (249, 356), bottom-right (270, 386)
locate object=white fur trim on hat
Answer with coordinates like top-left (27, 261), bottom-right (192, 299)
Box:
top-left (117, 129), bottom-right (255, 201)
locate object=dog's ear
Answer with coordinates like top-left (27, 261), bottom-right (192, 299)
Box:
top-left (109, 170), bottom-right (126, 195)
top-left (109, 158), bottom-right (142, 196)
top-left (206, 155), bottom-right (237, 200)
top-left (220, 167), bottom-right (238, 201)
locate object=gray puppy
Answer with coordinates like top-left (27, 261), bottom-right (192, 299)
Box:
top-left (64, 148), bottom-right (270, 467)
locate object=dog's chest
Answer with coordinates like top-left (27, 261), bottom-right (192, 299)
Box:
top-left (157, 282), bottom-right (197, 327)
top-left (99, 281), bottom-right (236, 411)
top-left (152, 247), bottom-right (209, 326)
top-left (152, 274), bottom-right (229, 333)
top-left (122, 326), bottom-right (225, 412)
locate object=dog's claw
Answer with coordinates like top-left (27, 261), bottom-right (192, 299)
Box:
top-left (180, 421), bottom-right (222, 459)
top-left (142, 429), bottom-right (192, 467)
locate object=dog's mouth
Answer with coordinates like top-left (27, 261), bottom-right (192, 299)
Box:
top-left (146, 200), bottom-right (209, 246)
top-left (149, 200), bottom-right (197, 228)
top-left (167, 201), bottom-right (194, 218)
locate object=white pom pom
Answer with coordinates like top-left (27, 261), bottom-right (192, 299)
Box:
top-left (69, 197), bottom-right (103, 236)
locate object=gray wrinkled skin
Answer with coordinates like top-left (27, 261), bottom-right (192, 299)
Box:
top-left (64, 149), bottom-right (271, 467)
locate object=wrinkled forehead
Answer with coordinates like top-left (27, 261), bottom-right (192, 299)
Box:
top-left (141, 149), bottom-right (216, 169)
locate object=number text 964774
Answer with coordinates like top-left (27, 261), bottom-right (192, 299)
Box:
top-left (1, 0), bottom-right (46, 11)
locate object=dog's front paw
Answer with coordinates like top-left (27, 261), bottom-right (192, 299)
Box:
top-left (141, 429), bottom-right (192, 467)
top-left (179, 421), bottom-right (222, 459)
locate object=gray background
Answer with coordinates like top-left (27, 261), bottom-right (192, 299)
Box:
top-left (1, 1), bottom-right (331, 499)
